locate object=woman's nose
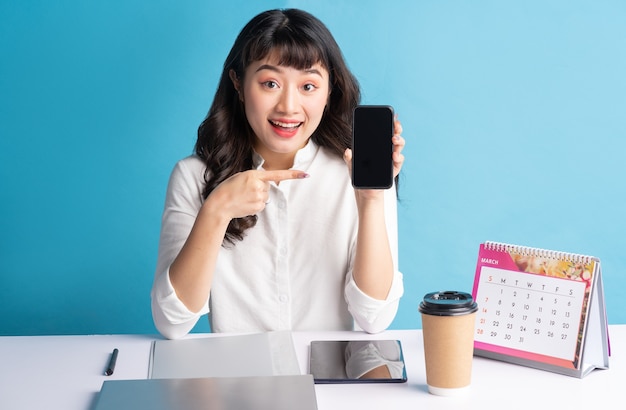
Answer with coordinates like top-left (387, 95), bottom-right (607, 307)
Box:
top-left (276, 86), bottom-right (299, 113)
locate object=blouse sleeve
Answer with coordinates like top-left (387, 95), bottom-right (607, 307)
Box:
top-left (150, 157), bottom-right (210, 339)
top-left (344, 184), bottom-right (404, 334)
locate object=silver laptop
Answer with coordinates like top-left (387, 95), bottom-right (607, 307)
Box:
top-left (93, 375), bottom-right (318, 410)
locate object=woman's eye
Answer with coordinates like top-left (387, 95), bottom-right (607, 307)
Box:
top-left (303, 83), bottom-right (317, 92)
top-left (263, 81), bottom-right (278, 89)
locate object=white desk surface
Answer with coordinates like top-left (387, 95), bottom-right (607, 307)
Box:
top-left (1, 325), bottom-right (622, 410)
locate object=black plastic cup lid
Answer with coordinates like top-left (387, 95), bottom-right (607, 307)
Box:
top-left (418, 291), bottom-right (478, 316)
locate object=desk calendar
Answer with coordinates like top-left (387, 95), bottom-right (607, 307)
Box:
top-left (471, 241), bottom-right (610, 378)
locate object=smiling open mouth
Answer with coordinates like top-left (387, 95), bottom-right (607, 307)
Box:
top-left (269, 120), bottom-right (302, 130)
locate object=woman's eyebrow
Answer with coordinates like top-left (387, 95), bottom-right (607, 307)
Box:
top-left (255, 64), bottom-right (282, 73)
top-left (255, 64), bottom-right (324, 77)
top-left (304, 68), bottom-right (324, 77)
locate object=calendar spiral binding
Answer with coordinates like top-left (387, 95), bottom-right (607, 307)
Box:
top-left (484, 241), bottom-right (596, 264)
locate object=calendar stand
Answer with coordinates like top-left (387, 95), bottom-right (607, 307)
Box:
top-left (471, 242), bottom-right (610, 378)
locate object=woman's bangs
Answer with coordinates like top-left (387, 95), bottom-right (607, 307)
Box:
top-left (274, 40), bottom-right (327, 70)
top-left (246, 36), bottom-right (327, 71)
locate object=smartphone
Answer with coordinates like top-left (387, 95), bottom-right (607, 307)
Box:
top-left (309, 340), bottom-right (408, 384)
top-left (351, 105), bottom-right (394, 189)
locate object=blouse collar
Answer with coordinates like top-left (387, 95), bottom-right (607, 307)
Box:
top-left (252, 140), bottom-right (319, 170)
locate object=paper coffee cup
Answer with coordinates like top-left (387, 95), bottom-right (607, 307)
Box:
top-left (418, 291), bottom-right (478, 396)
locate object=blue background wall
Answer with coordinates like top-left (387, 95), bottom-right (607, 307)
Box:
top-left (1, 0), bottom-right (625, 335)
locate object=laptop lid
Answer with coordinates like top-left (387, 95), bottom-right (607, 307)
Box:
top-left (94, 375), bottom-right (318, 410)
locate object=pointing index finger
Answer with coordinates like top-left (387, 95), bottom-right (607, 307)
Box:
top-left (258, 169), bottom-right (310, 182)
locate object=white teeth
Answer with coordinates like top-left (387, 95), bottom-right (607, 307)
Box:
top-left (270, 120), bottom-right (301, 129)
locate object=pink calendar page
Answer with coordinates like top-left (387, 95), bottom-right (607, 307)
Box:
top-left (472, 243), bottom-right (597, 370)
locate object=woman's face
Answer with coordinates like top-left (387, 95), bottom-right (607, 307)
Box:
top-left (233, 53), bottom-right (330, 170)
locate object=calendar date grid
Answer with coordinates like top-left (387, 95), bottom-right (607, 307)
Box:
top-left (474, 266), bottom-right (587, 361)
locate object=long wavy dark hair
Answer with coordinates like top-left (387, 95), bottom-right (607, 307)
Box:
top-left (195, 9), bottom-right (361, 245)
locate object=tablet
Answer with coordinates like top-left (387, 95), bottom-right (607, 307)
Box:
top-left (309, 340), bottom-right (408, 384)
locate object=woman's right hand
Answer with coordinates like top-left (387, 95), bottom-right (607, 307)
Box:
top-left (167, 168), bottom-right (308, 314)
top-left (206, 169), bottom-right (309, 220)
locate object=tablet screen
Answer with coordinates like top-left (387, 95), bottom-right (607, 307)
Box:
top-left (309, 340), bottom-right (408, 384)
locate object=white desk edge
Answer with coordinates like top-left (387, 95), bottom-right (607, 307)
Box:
top-left (1, 325), bottom-right (622, 409)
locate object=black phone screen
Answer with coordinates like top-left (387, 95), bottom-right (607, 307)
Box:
top-left (351, 105), bottom-right (394, 189)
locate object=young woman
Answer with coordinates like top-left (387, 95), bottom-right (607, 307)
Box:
top-left (151, 8), bottom-right (406, 339)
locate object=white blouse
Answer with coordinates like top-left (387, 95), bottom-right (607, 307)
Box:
top-left (151, 141), bottom-right (404, 339)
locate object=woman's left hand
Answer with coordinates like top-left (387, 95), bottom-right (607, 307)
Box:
top-left (390, 116), bottom-right (405, 178)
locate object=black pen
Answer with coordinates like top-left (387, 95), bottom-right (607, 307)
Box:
top-left (104, 348), bottom-right (119, 376)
